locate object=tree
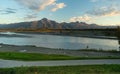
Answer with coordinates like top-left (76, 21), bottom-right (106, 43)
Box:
top-left (116, 26), bottom-right (120, 51)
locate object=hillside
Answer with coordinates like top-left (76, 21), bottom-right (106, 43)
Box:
top-left (0, 18), bottom-right (117, 29)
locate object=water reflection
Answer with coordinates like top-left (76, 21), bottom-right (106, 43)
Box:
top-left (0, 32), bottom-right (119, 50)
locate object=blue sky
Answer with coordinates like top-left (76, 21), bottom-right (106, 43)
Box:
top-left (0, 0), bottom-right (120, 26)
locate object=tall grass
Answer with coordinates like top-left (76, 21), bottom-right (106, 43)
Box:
top-left (0, 52), bottom-right (120, 61)
top-left (0, 65), bottom-right (120, 74)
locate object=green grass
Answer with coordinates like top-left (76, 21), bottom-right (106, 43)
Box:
top-left (0, 65), bottom-right (120, 74)
top-left (0, 52), bottom-right (79, 61)
top-left (0, 52), bottom-right (120, 61)
top-left (79, 49), bottom-right (120, 53)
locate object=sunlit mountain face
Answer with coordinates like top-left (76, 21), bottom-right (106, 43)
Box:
top-left (0, 0), bottom-right (120, 26)
top-left (0, 18), bottom-right (117, 29)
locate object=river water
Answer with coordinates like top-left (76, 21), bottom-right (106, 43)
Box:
top-left (0, 32), bottom-right (119, 50)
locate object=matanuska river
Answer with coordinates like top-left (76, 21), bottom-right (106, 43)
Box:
top-left (0, 32), bottom-right (119, 51)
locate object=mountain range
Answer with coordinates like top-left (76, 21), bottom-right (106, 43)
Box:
top-left (0, 18), bottom-right (117, 29)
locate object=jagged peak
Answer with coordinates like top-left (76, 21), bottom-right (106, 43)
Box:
top-left (41, 18), bottom-right (48, 21)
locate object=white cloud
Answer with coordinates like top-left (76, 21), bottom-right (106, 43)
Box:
top-left (15, 0), bottom-right (66, 20)
top-left (90, 0), bottom-right (112, 2)
top-left (69, 15), bottom-right (91, 22)
top-left (51, 3), bottom-right (66, 12)
top-left (24, 14), bottom-right (37, 20)
top-left (15, 0), bottom-right (55, 11)
top-left (87, 5), bottom-right (120, 17)
top-left (15, 0), bottom-right (66, 12)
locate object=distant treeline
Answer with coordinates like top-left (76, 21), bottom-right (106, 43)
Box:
top-left (0, 28), bottom-right (119, 37)
top-left (0, 27), bottom-right (117, 31)
top-left (49, 28), bottom-right (117, 31)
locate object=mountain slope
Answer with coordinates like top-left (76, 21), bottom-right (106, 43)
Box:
top-left (0, 18), bottom-right (116, 29)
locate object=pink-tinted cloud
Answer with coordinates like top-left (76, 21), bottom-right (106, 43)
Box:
top-left (51, 3), bottom-right (66, 12)
top-left (69, 15), bottom-right (91, 22)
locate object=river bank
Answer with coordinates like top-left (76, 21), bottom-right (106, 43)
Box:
top-left (0, 31), bottom-right (118, 50)
top-left (16, 31), bottom-right (118, 40)
top-left (0, 44), bottom-right (120, 57)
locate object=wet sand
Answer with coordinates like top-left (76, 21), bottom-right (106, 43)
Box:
top-left (0, 44), bottom-right (120, 57)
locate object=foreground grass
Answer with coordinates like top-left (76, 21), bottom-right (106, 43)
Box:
top-left (0, 52), bottom-right (78, 61)
top-left (0, 52), bottom-right (120, 61)
top-left (0, 65), bottom-right (120, 74)
top-left (79, 49), bottom-right (120, 53)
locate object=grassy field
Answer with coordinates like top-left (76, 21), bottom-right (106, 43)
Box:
top-left (0, 65), bottom-right (120, 74)
top-left (0, 52), bottom-right (78, 61)
top-left (78, 49), bottom-right (120, 53)
top-left (0, 52), bottom-right (120, 61)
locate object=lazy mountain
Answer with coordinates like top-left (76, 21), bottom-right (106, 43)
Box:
top-left (0, 18), bottom-right (116, 29)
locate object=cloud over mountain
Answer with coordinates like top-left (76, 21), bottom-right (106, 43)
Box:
top-left (15, 0), bottom-right (55, 11)
top-left (0, 8), bottom-right (17, 14)
top-left (87, 5), bottom-right (120, 17)
top-left (15, 0), bottom-right (66, 20)
top-left (24, 14), bottom-right (37, 20)
top-left (90, 0), bottom-right (116, 2)
top-left (15, 0), bottom-right (65, 12)
top-left (51, 3), bottom-right (66, 12)
top-left (69, 15), bottom-right (91, 22)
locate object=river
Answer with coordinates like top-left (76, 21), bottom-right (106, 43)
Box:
top-left (0, 32), bottom-right (119, 50)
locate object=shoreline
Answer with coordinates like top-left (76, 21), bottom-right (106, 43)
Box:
top-left (16, 31), bottom-right (118, 40)
top-left (0, 44), bottom-right (120, 57)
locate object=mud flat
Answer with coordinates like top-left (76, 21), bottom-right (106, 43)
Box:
top-left (0, 44), bottom-right (120, 57)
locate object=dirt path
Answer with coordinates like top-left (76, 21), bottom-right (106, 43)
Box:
top-left (0, 59), bottom-right (120, 68)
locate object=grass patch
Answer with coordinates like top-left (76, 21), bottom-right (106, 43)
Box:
top-left (0, 52), bottom-right (78, 61)
top-left (0, 52), bottom-right (120, 61)
top-left (79, 49), bottom-right (120, 53)
top-left (0, 65), bottom-right (120, 74)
